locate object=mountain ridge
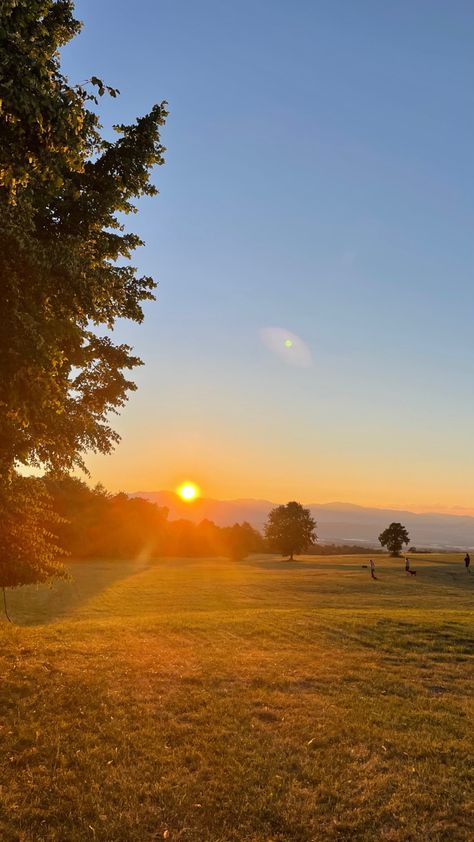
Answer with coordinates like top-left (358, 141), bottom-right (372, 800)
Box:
top-left (130, 492), bottom-right (474, 548)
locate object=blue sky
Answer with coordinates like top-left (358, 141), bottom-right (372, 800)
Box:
top-left (63, 1), bottom-right (474, 509)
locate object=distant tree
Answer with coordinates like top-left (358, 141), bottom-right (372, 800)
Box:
top-left (265, 501), bottom-right (317, 560)
top-left (0, 2), bottom-right (166, 590)
top-left (378, 523), bottom-right (410, 557)
top-left (162, 518), bottom-right (217, 557)
top-left (100, 493), bottom-right (168, 559)
top-left (43, 476), bottom-right (169, 559)
top-left (305, 543), bottom-right (383, 556)
top-left (223, 522), bottom-right (263, 560)
top-left (0, 476), bottom-right (67, 621)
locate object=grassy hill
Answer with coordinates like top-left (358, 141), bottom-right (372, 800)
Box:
top-left (1, 554), bottom-right (473, 841)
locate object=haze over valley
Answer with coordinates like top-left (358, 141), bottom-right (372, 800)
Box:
top-left (132, 492), bottom-right (474, 549)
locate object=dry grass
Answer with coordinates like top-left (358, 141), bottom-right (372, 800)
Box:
top-left (0, 553), bottom-right (473, 841)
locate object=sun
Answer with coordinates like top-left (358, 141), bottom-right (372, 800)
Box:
top-left (177, 482), bottom-right (200, 502)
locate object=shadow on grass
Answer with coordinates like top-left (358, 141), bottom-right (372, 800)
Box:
top-left (244, 555), bottom-right (363, 571)
top-left (3, 559), bottom-right (151, 627)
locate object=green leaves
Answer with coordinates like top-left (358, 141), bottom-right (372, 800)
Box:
top-left (89, 76), bottom-right (120, 100)
top-left (378, 523), bottom-right (410, 556)
top-left (0, 1), bottom-right (167, 590)
top-left (265, 502), bottom-right (317, 558)
top-left (0, 474), bottom-right (68, 589)
top-left (0, 1), bottom-right (167, 476)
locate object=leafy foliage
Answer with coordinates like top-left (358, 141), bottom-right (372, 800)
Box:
top-left (378, 522), bottom-right (410, 557)
top-left (0, 1), bottom-right (167, 595)
top-left (0, 475), bottom-right (67, 599)
top-left (41, 476), bottom-right (264, 561)
top-left (0, 0), bottom-right (168, 476)
top-left (221, 522), bottom-right (263, 561)
top-left (264, 501), bottom-right (317, 560)
top-left (44, 476), bottom-right (169, 559)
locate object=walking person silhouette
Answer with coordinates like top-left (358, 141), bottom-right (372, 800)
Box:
top-left (405, 556), bottom-right (416, 576)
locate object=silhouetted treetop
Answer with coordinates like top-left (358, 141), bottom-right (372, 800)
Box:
top-left (378, 523), bottom-right (410, 557)
top-left (264, 501), bottom-right (317, 561)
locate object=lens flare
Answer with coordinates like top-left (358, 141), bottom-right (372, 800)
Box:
top-left (177, 482), bottom-right (200, 502)
top-left (260, 327), bottom-right (312, 367)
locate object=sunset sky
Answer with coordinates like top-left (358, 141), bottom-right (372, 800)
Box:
top-left (64, 1), bottom-right (474, 511)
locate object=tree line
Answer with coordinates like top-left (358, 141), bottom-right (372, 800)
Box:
top-left (0, 470), bottom-right (412, 582)
top-left (38, 481), bottom-right (370, 563)
top-left (43, 476), bottom-right (265, 562)
top-left (0, 468), bottom-right (417, 623)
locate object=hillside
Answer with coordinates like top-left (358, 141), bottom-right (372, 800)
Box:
top-left (131, 492), bottom-right (474, 548)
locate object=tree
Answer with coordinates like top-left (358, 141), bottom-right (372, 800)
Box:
top-left (0, 475), bottom-right (67, 621)
top-left (264, 501), bottom-right (317, 560)
top-left (378, 522), bottom-right (410, 557)
top-left (43, 475), bottom-right (169, 559)
top-left (0, 2), bottom-right (166, 595)
top-left (223, 522), bottom-right (263, 561)
top-left (0, 1), bottom-right (167, 477)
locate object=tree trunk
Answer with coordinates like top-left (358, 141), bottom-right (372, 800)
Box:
top-left (2, 587), bottom-right (12, 623)
top-left (289, 551), bottom-right (294, 561)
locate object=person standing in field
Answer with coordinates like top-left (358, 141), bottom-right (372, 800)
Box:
top-left (370, 558), bottom-right (378, 580)
top-left (405, 556), bottom-right (417, 576)
top-left (464, 552), bottom-right (471, 574)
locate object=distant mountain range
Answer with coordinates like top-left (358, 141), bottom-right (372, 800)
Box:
top-left (130, 492), bottom-right (474, 549)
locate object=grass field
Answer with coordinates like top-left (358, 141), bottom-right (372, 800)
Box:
top-left (1, 553), bottom-right (473, 841)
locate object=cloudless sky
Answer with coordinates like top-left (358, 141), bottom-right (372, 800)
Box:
top-left (63, 0), bottom-right (474, 510)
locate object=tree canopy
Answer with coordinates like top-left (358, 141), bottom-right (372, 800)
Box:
top-left (36, 476), bottom-right (264, 561)
top-left (264, 501), bottom-right (317, 560)
top-left (378, 522), bottom-right (410, 557)
top-left (0, 0), bottom-right (167, 477)
top-left (222, 522), bottom-right (262, 561)
top-left (0, 474), bottom-right (67, 620)
top-left (0, 0), bottom-right (167, 600)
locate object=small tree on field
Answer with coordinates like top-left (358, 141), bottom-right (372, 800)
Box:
top-left (265, 501), bottom-right (317, 560)
top-left (378, 522), bottom-right (410, 557)
top-left (0, 476), bottom-right (68, 622)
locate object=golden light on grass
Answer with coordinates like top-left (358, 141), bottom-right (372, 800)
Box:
top-left (3, 553), bottom-right (473, 839)
top-left (177, 482), bottom-right (200, 502)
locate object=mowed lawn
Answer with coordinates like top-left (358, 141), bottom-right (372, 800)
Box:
top-left (1, 555), bottom-right (473, 842)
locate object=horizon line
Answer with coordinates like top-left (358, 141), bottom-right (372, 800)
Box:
top-left (128, 491), bottom-right (474, 519)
